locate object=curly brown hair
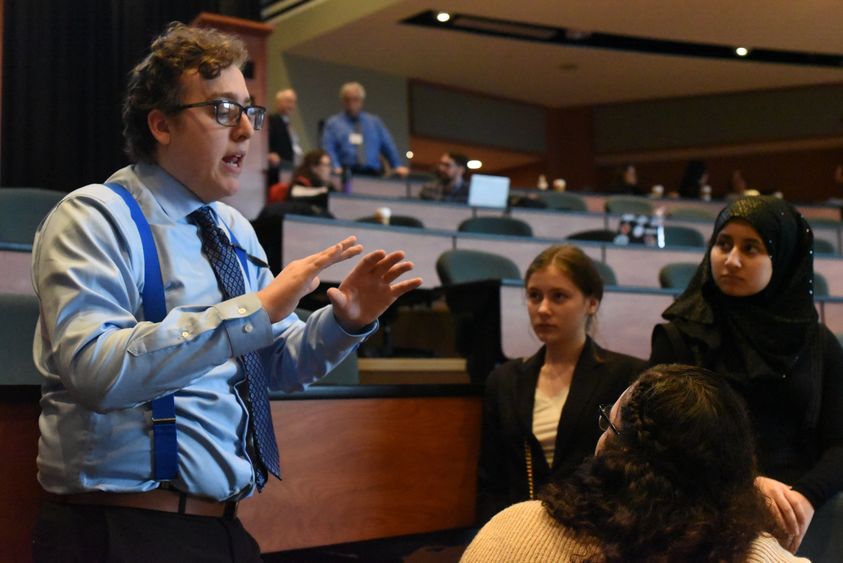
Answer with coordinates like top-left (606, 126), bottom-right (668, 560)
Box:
top-left (122, 22), bottom-right (248, 163)
top-left (541, 364), bottom-right (779, 562)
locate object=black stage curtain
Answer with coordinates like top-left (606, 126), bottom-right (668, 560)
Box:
top-left (1, 0), bottom-right (259, 191)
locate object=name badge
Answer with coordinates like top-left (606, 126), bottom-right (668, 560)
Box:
top-left (349, 132), bottom-right (363, 145)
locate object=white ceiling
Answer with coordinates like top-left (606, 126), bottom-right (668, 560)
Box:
top-left (276, 0), bottom-right (843, 107)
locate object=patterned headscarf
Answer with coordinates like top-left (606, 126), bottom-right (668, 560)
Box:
top-left (662, 196), bottom-right (819, 383)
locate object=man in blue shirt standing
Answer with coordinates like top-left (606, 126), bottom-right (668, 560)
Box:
top-left (321, 81), bottom-right (409, 178)
top-left (31, 23), bottom-right (421, 563)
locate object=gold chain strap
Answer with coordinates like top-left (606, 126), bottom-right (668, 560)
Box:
top-left (524, 440), bottom-right (535, 500)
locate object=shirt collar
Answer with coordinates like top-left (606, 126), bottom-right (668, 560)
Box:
top-left (134, 163), bottom-right (208, 221)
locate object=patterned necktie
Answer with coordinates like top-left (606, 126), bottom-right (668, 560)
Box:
top-left (189, 206), bottom-right (280, 489)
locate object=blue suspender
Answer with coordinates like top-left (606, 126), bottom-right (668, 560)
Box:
top-left (104, 183), bottom-right (254, 482)
top-left (105, 183), bottom-right (177, 481)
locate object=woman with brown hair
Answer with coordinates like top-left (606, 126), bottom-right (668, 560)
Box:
top-left (267, 149), bottom-right (335, 209)
top-left (475, 244), bottom-right (646, 523)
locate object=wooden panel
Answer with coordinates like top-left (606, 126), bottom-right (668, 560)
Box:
top-left (0, 398), bottom-right (43, 563)
top-left (0, 392), bottom-right (481, 559)
top-left (358, 358), bottom-right (468, 385)
top-left (240, 396), bottom-right (482, 553)
top-left (0, 250), bottom-right (34, 294)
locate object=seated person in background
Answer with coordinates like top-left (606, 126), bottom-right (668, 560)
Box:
top-left (608, 163), bottom-right (643, 195)
top-left (463, 365), bottom-right (804, 562)
top-left (320, 81), bottom-right (408, 178)
top-left (475, 244), bottom-right (646, 524)
top-left (677, 159), bottom-right (710, 199)
top-left (419, 152), bottom-right (469, 203)
top-left (267, 149), bottom-right (335, 211)
top-left (650, 196), bottom-right (843, 554)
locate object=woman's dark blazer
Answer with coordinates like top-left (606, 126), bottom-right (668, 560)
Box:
top-left (475, 337), bottom-right (646, 524)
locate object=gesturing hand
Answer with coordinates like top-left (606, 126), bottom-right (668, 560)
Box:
top-left (327, 249), bottom-right (423, 333)
top-left (257, 236), bottom-right (362, 323)
top-left (755, 476), bottom-right (815, 553)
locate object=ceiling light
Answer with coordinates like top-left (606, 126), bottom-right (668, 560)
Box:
top-left (436, 11), bottom-right (451, 23)
top-left (735, 47), bottom-right (749, 57)
top-left (467, 160), bottom-right (482, 170)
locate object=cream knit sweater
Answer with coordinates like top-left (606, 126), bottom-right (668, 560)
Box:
top-left (461, 501), bottom-right (810, 562)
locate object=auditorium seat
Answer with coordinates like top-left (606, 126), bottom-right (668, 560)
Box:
top-left (0, 292), bottom-right (41, 385)
top-left (658, 263), bottom-right (698, 290)
top-left (566, 229), bottom-right (617, 242)
top-left (814, 272), bottom-right (830, 297)
top-left (814, 238), bottom-right (836, 254)
top-left (604, 195), bottom-right (653, 215)
top-left (0, 187), bottom-right (65, 246)
top-left (457, 216), bottom-right (533, 237)
top-left (436, 249), bottom-right (521, 285)
top-left (538, 191), bottom-right (587, 212)
top-left (662, 225), bottom-right (706, 247)
top-left (356, 215), bottom-right (424, 228)
top-left (593, 260), bottom-right (618, 286)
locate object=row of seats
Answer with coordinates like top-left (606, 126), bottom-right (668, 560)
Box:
top-left (357, 214), bottom-right (710, 248)
top-left (436, 248), bottom-right (832, 296)
top-left (358, 210), bottom-right (837, 254)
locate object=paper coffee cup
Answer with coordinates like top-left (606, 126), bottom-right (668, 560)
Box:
top-left (375, 207), bottom-right (392, 225)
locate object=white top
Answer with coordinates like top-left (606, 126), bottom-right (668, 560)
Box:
top-left (532, 387), bottom-right (569, 465)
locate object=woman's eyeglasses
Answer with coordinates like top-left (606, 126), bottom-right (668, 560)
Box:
top-left (175, 99), bottom-right (266, 130)
top-left (598, 403), bottom-right (621, 437)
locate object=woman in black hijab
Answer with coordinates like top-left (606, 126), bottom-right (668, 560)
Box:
top-left (650, 196), bottom-right (843, 555)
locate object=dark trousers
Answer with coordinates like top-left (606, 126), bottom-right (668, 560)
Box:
top-left (33, 501), bottom-right (262, 563)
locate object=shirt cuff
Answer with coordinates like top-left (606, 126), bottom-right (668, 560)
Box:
top-left (216, 293), bottom-right (274, 357)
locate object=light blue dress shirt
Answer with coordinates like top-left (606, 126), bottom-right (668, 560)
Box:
top-left (32, 163), bottom-right (373, 501)
top-left (320, 111), bottom-right (403, 172)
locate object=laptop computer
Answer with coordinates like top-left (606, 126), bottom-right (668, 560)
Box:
top-left (467, 174), bottom-right (510, 209)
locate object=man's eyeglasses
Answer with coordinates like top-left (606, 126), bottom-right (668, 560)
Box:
top-left (598, 403), bottom-right (621, 437)
top-left (175, 99), bottom-right (266, 130)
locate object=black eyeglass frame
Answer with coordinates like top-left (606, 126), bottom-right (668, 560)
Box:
top-left (174, 99), bottom-right (266, 130)
top-left (598, 403), bottom-right (621, 437)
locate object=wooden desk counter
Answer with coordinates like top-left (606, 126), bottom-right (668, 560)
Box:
top-left (1, 385), bottom-right (482, 560)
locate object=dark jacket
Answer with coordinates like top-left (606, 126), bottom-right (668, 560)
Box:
top-left (268, 114), bottom-right (295, 162)
top-left (476, 338), bottom-right (646, 523)
top-left (651, 322), bottom-right (843, 509)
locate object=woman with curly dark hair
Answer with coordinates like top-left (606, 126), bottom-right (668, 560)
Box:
top-left (462, 365), bottom-right (804, 562)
